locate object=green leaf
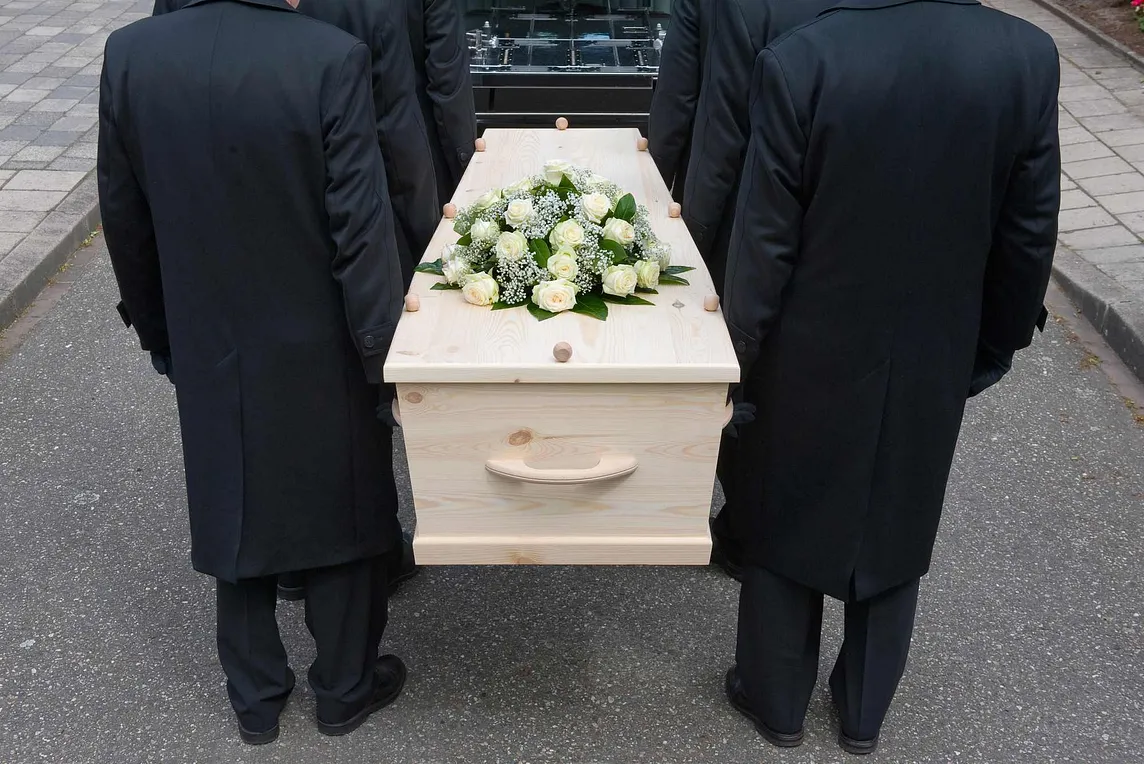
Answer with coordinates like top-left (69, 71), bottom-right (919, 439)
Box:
top-left (414, 259), bottom-right (444, 275)
top-left (658, 273), bottom-right (691, 286)
top-left (664, 265), bottom-right (695, 275)
top-left (572, 293), bottom-right (609, 321)
top-left (430, 282), bottom-right (461, 290)
top-left (527, 302), bottom-right (560, 321)
top-left (599, 239), bottom-right (629, 265)
top-left (601, 294), bottom-right (655, 306)
top-left (456, 232), bottom-right (473, 246)
top-left (558, 174), bottom-right (578, 192)
top-left (492, 300), bottom-right (526, 311)
top-left (613, 193), bottom-right (637, 222)
top-left (635, 287), bottom-right (658, 294)
top-left (453, 219), bottom-right (469, 235)
top-left (529, 238), bottom-right (553, 269)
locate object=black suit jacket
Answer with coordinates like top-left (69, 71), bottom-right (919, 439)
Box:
top-left (723, 0), bottom-right (1059, 599)
top-left (647, 0), bottom-right (710, 203)
top-left (103, 0), bottom-right (404, 581)
top-left (153, 0), bottom-right (439, 277)
top-left (405, 0), bottom-right (477, 206)
top-left (681, 0), bottom-right (837, 295)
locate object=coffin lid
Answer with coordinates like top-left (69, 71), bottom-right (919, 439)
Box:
top-left (384, 128), bottom-right (740, 385)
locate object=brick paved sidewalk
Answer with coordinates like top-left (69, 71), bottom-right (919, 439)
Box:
top-left (0, 0), bottom-right (149, 327)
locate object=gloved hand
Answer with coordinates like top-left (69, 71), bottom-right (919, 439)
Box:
top-left (150, 351), bottom-right (174, 385)
top-left (723, 385), bottom-right (756, 438)
top-left (968, 344), bottom-right (1012, 398)
top-left (376, 383), bottom-right (400, 428)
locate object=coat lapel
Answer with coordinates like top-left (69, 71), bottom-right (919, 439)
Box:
top-left (821, 0), bottom-right (980, 13)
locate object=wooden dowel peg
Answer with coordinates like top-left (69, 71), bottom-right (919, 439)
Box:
top-left (405, 294), bottom-right (421, 312)
top-left (474, 137), bottom-right (486, 152)
top-left (703, 294), bottom-right (720, 312)
top-left (442, 202), bottom-right (457, 219)
top-left (555, 116), bottom-right (569, 131)
top-left (636, 136), bottom-right (648, 151)
top-left (668, 202), bottom-right (682, 218)
top-left (553, 342), bottom-right (573, 363)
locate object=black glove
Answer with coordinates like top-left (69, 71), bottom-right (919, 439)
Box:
top-left (150, 351), bottom-right (174, 385)
top-left (376, 383), bottom-right (399, 428)
top-left (723, 385), bottom-right (756, 438)
top-left (968, 344), bottom-right (1012, 398)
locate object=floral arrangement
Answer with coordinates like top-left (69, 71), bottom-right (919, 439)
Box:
top-left (1136, 0), bottom-right (1144, 32)
top-left (415, 160), bottom-right (693, 321)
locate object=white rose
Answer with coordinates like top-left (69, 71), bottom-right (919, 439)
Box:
top-left (601, 264), bottom-right (638, 297)
top-left (470, 219), bottom-right (500, 242)
top-left (461, 272), bottom-right (499, 306)
top-left (504, 198), bottom-right (534, 228)
top-left (495, 230), bottom-right (529, 260)
top-left (547, 250), bottom-right (578, 280)
top-left (602, 217), bottom-right (636, 248)
top-left (549, 219), bottom-right (585, 249)
top-left (544, 159), bottom-right (571, 186)
top-left (441, 243), bottom-right (459, 262)
top-left (532, 278), bottom-right (578, 313)
top-left (472, 188), bottom-right (501, 211)
top-left (635, 259), bottom-right (660, 289)
top-left (580, 193), bottom-right (611, 223)
top-left (504, 176), bottom-right (535, 195)
top-left (442, 258), bottom-right (471, 285)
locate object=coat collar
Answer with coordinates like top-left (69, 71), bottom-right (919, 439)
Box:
top-left (821, 0), bottom-right (980, 14)
top-left (185, 0), bottom-right (296, 11)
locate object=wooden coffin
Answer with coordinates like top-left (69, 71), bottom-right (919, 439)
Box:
top-left (385, 127), bottom-right (739, 564)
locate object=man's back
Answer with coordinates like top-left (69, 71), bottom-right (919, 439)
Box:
top-left (725, 0), bottom-right (1059, 600)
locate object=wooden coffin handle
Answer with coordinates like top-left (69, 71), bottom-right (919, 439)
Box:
top-left (703, 294), bottom-right (719, 312)
top-left (668, 202), bottom-right (682, 218)
top-left (405, 294), bottom-right (420, 312)
top-left (485, 454), bottom-right (638, 485)
top-left (553, 342), bottom-right (573, 362)
top-left (443, 202), bottom-right (457, 218)
top-left (555, 116), bottom-right (569, 130)
top-left (722, 401), bottom-right (734, 428)
top-left (474, 137), bottom-right (486, 152)
top-left (392, 399), bottom-right (402, 426)
top-left (636, 136), bottom-right (648, 151)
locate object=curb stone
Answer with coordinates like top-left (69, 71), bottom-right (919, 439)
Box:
top-left (1024, 0), bottom-right (1144, 74)
top-left (1052, 244), bottom-right (1144, 382)
top-left (0, 173), bottom-right (101, 332)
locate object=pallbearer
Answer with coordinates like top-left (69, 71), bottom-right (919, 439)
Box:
top-left (101, 0), bottom-right (407, 743)
top-left (723, 0), bottom-right (1059, 754)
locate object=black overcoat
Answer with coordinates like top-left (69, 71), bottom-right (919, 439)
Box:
top-left (724, 0), bottom-right (1060, 600)
top-left (681, 0), bottom-right (836, 295)
top-left (100, 0), bottom-right (405, 583)
top-left (153, 0), bottom-right (439, 280)
top-left (405, 0), bottom-right (477, 206)
top-left (647, 0), bottom-right (710, 203)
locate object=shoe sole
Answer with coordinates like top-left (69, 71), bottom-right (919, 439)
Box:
top-left (724, 669), bottom-right (804, 748)
top-left (839, 733), bottom-right (879, 755)
top-left (238, 725), bottom-right (279, 745)
top-left (316, 664), bottom-right (407, 737)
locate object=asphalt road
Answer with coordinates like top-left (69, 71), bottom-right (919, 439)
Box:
top-left (1, 238), bottom-right (1142, 763)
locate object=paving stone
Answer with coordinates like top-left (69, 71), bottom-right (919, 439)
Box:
top-left (5, 168), bottom-right (85, 191)
top-left (46, 155), bottom-right (91, 172)
top-left (4, 86), bottom-right (48, 102)
top-left (1060, 224), bottom-right (1139, 249)
top-left (1076, 245), bottom-right (1144, 264)
top-left (12, 143), bottom-right (64, 162)
top-left (1077, 173), bottom-right (1144, 196)
top-left (1061, 141), bottom-right (1115, 163)
top-left (0, 187), bottom-right (66, 211)
top-left (1115, 211), bottom-right (1144, 235)
top-left (1097, 190), bottom-right (1144, 214)
top-left (1066, 98), bottom-right (1130, 118)
top-left (1060, 189), bottom-right (1097, 210)
top-left (0, 124), bottom-right (42, 141)
top-left (32, 129), bottom-right (83, 146)
top-left (1058, 84), bottom-right (1113, 102)
top-left (1064, 156), bottom-right (1135, 179)
top-left (1058, 127), bottom-right (1098, 146)
top-left (1057, 205), bottom-right (1118, 232)
top-left (1114, 144), bottom-right (1144, 162)
top-left (1078, 113), bottom-right (1143, 133)
top-left (1094, 129), bottom-right (1144, 147)
top-left (1098, 260), bottom-right (1144, 280)
top-left (1061, 175), bottom-right (1077, 191)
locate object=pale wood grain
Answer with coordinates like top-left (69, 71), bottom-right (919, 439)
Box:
top-left (399, 381), bottom-right (724, 564)
top-left (385, 128), bottom-right (739, 385)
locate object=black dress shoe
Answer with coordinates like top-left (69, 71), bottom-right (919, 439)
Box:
top-left (236, 668), bottom-right (295, 745)
top-left (839, 731), bottom-right (879, 755)
top-left (724, 667), bottom-right (804, 748)
top-left (710, 519), bottom-right (745, 582)
top-left (316, 655), bottom-right (407, 737)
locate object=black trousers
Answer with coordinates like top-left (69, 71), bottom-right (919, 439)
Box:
top-left (736, 566), bottom-right (920, 740)
top-left (712, 431), bottom-right (744, 554)
top-left (216, 555), bottom-right (389, 730)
